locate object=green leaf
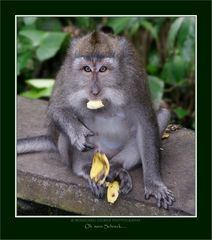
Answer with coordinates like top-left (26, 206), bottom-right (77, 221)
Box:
top-left (178, 17), bottom-right (195, 46)
top-left (108, 17), bottom-right (132, 34)
top-left (167, 17), bottom-right (184, 52)
top-left (140, 20), bottom-right (158, 39)
top-left (129, 21), bottom-right (140, 36)
top-left (36, 18), bottom-right (63, 31)
top-left (20, 87), bottom-right (53, 99)
top-left (17, 52), bottom-right (33, 74)
top-left (147, 51), bottom-right (160, 75)
top-left (174, 107), bottom-right (189, 119)
top-left (182, 35), bottom-right (195, 64)
top-left (161, 55), bottom-right (187, 84)
top-left (36, 32), bottom-right (68, 61)
top-left (75, 17), bottom-right (91, 29)
top-left (25, 79), bottom-right (55, 89)
top-left (178, 17), bottom-right (195, 63)
top-left (148, 75), bottom-right (164, 110)
top-left (21, 79), bottom-right (55, 99)
top-left (17, 35), bottom-right (34, 54)
top-left (19, 30), bottom-right (68, 61)
top-left (19, 30), bottom-right (48, 47)
top-left (147, 65), bottom-right (158, 75)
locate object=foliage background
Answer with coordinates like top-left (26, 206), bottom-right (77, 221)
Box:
top-left (17, 16), bottom-right (195, 129)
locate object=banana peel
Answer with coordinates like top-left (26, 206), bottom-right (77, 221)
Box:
top-left (87, 100), bottom-right (104, 110)
top-left (106, 181), bottom-right (120, 204)
top-left (90, 152), bottom-right (110, 185)
top-left (89, 152), bottom-right (120, 204)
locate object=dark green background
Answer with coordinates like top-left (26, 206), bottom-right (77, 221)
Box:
top-left (1, 0), bottom-right (211, 239)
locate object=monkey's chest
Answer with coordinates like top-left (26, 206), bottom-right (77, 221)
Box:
top-left (87, 114), bottom-right (134, 158)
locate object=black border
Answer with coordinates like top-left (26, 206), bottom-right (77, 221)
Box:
top-left (1, 1), bottom-right (211, 239)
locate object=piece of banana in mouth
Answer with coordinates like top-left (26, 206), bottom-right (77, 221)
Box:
top-left (87, 100), bottom-right (104, 110)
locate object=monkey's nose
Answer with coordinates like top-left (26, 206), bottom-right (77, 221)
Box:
top-left (90, 84), bottom-right (101, 96)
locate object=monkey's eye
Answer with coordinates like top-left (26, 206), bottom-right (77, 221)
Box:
top-left (83, 66), bottom-right (92, 72)
top-left (99, 66), bottom-right (107, 72)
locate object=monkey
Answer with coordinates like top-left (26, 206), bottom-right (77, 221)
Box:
top-left (17, 31), bottom-right (175, 209)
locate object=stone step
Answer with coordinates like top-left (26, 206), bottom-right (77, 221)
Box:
top-left (17, 96), bottom-right (195, 216)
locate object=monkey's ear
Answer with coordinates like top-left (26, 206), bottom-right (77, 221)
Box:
top-left (99, 26), bottom-right (114, 34)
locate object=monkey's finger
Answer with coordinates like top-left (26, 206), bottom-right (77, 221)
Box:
top-left (84, 129), bottom-right (94, 137)
top-left (167, 195), bottom-right (175, 204)
top-left (156, 193), bottom-right (162, 208)
top-left (161, 191), bottom-right (172, 205)
top-left (144, 192), bottom-right (150, 200)
top-left (170, 196), bottom-right (175, 202)
top-left (75, 142), bottom-right (87, 152)
top-left (81, 148), bottom-right (92, 152)
top-left (160, 193), bottom-right (170, 209)
top-left (84, 143), bottom-right (95, 150)
top-left (167, 190), bottom-right (175, 200)
top-left (89, 181), bottom-right (105, 199)
top-left (162, 199), bottom-right (168, 210)
top-left (86, 132), bottom-right (94, 137)
top-left (79, 140), bottom-right (94, 151)
top-left (166, 194), bottom-right (175, 203)
top-left (157, 198), bottom-right (162, 208)
top-left (166, 191), bottom-right (175, 201)
top-left (166, 197), bottom-right (174, 206)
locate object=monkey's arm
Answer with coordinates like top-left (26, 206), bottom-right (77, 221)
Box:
top-left (136, 109), bottom-right (174, 209)
top-left (48, 106), bottom-right (94, 152)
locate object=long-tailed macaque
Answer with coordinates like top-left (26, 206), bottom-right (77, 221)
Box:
top-left (17, 31), bottom-right (174, 209)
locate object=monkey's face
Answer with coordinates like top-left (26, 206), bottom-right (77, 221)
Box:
top-left (68, 56), bottom-right (126, 111)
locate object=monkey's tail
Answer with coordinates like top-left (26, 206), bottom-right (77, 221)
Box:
top-left (17, 135), bottom-right (57, 154)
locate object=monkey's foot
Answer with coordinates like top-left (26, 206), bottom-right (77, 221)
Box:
top-left (144, 181), bottom-right (175, 209)
top-left (118, 169), bottom-right (133, 194)
top-left (82, 164), bottom-right (106, 199)
top-left (107, 166), bottom-right (132, 195)
top-left (88, 179), bottom-right (106, 199)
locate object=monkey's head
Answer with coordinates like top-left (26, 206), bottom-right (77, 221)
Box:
top-left (63, 31), bottom-right (143, 112)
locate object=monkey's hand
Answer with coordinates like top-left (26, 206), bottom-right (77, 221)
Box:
top-left (82, 163), bottom-right (106, 198)
top-left (69, 124), bottom-right (94, 152)
top-left (107, 163), bottom-right (133, 195)
top-left (144, 180), bottom-right (175, 209)
top-left (88, 179), bottom-right (106, 199)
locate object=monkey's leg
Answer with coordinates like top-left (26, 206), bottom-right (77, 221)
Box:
top-left (17, 135), bottom-right (57, 154)
top-left (57, 133), bottom-right (71, 166)
top-left (156, 108), bottom-right (170, 136)
top-left (136, 110), bottom-right (175, 209)
top-left (108, 140), bottom-right (139, 195)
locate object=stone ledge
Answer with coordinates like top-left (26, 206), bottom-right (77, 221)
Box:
top-left (17, 96), bottom-right (195, 216)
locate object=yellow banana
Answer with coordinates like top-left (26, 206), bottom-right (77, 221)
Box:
top-left (106, 181), bottom-right (120, 204)
top-left (89, 152), bottom-right (120, 204)
top-left (90, 152), bottom-right (110, 185)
